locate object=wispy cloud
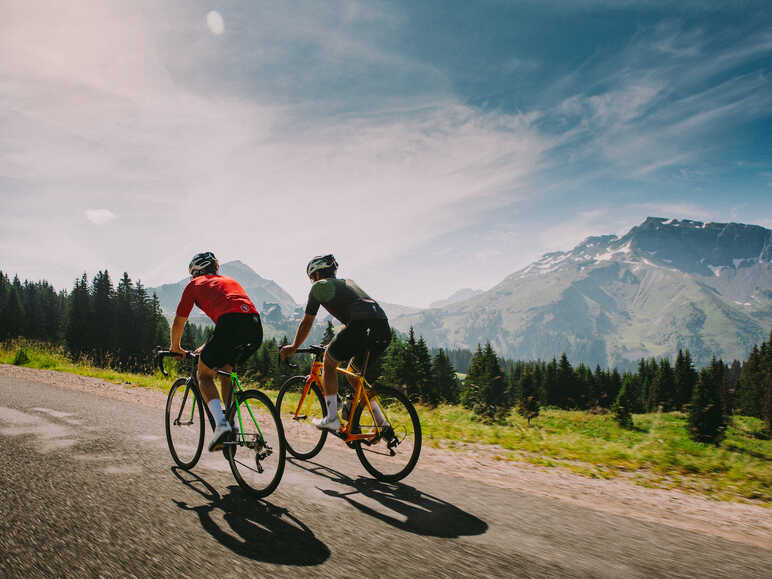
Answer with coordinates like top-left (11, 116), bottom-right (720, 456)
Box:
top-left (545, 20), bottom-right (772, 180)
top-left (85, 209), bottom-right (117, 225)
top-left (0, 2), bottom-right (552, 301)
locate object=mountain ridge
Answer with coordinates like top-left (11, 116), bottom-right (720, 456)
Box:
top-left (389, 217), bottom-right (772, 368)
top-left (148, 260), bottom-right (299, 323)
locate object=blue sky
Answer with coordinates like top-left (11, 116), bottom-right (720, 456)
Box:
top-left (1, 1), bottom-right (771, 306)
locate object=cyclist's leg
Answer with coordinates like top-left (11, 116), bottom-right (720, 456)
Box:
top-left (325, 322), bottom-right (369, 396)
top-left (200, 320), bottom-right (240, 450)
top-left (196, 358), bottom-right (224, 416)
top-left (218, 363), bottom-right (234, 407)
top-left (321, 348), bottom-right (340, 397)
top-left (312, 348), bottom-right (340, 429)
top-left (219, 313), bottom-right (263, 420)
top-left (353, 320), bottom-right (392, 427)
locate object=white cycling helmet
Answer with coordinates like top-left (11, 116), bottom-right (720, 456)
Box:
top-left (306, 254), bottom-right (338, 279)
top-left (189, 251), bottom-right (218, 277)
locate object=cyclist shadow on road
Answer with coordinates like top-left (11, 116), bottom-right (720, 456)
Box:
top-left (171, 467), bottom-right (330, 566)
top-left (289, 458), bottom-right (488, 538)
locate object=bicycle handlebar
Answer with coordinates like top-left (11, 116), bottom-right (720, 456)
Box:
top-left (155, 349), bottom-right (196, 377)
top-left (279, 344), bottom-right (325, 370)
top-left (295, 345), bottom-right (325, 356)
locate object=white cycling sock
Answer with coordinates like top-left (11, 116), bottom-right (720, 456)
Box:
top-left (208, 399), bottom-right (227, 426)
top-left (371, 401), bottom-right (387, 427)
top-left (324, 394), bottom-right (338, 418)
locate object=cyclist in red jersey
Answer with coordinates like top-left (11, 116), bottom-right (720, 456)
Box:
top-left (169, 252), bottom-right (263, 451)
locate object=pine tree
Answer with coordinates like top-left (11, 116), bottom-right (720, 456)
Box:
top-left (555, 353), bottom-right (575, 409)
top-left (321, 321), bottom-right (335, 346)
top-left (674, 349), bottom-right (698, 410)
top-left (462, 343), bottom-right (508, 423)
top-left (650, 358), bottom-right (675, 411)
top-left (542, 357), bottom-right (558, 407)
top-left (431, 349), bottom-right (460, 404)
top-left (517, 367), bottom-right (540, 425)
top-left (737, 345), bottom-right (763, 418)
top-left (89, 270), bottom-right (115, 365)
top-left (2, 277), bottom-right (25, 340)
top-left (609, 368), bottom-right (622, 408)
top-left (67, 274), bottom-right (91, 358)
top-left (688, 359), bottom-right (727, 444)
top-left (414, 336), bottom-right (435, 404)
top-left (574, 363), bottom-right (592, 409)
top-left (614, 374), bottom-right (638, 428)
top-left (380, 331), bottom-right (405, 391)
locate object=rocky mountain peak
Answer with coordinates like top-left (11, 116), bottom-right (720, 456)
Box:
top-left (620, 217), bottom-right (772, 275)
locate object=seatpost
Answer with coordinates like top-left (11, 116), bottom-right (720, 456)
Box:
top-left (361, 350), bottom-right (371, 380)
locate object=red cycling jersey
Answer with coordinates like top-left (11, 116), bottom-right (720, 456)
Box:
top-left (176, 275), bottom-right (258, 323)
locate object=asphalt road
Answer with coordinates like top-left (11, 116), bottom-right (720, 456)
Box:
top-left (0, 375), bottom-right (769, 578)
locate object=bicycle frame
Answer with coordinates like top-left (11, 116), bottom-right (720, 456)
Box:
top-left (170, 359), bottom-right (264, 446)
top-left (292, 359), bottom-right (382, 443)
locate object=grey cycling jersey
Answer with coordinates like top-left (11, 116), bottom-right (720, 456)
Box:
top-left (304, 278), bottom-right (387, 324)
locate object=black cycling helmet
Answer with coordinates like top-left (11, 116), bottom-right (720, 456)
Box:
top-left (189, 251), bottom-right (218, 277)
top-left (306, 254), bottom-right (338, 279)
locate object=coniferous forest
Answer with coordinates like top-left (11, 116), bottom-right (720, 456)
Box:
top-left (1, 270), bottom-right (770, 437)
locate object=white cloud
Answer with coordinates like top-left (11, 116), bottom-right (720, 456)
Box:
top-left (206, 11), bottom-right (224, 36)
top-left (85, 209), bottom-right (117, 225)
top-left (550, 23), bottom-right (772, 180)
top-left (0, 2), bottom-right (553, 302)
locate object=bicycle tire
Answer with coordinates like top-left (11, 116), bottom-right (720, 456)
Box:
top-left (226, 389), bottom-right (286, 498)
top-left (352, 385), bottom-right (422, 482)
top-left (276, 375), bottom-right (328, 459)
top-left (165, 377), bottom-right (205, 469)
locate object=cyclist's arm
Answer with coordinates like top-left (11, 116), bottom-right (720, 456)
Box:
top-left (169, 315), bottom-right (188, 356)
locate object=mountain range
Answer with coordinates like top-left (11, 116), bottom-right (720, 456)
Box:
top-left (149, 218), bottom-right (772, 368)
top-left (149, 260), bottom-right (299, 325)
top-left (389, 217), bottom-right (772, 368)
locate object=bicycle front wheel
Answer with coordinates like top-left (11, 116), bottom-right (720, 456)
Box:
top-left (353, 385), bottom-right (422, 483)
top-left (227, 390), bottom-right (286, 498)
top-left (276, 375), bottom-right (328, 459)
top-left (165, 378), bottom-right (204, 469)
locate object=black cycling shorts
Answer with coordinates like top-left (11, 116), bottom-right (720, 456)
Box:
top-left (201, 313), bottom-right (263, 369)
top-left (327, 319), bottom-right (391, 381)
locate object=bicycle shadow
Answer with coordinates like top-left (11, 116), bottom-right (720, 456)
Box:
top-left (289, 458), bottom-right (488, 538)
top-left (170, 467), bottom-right (330, 566)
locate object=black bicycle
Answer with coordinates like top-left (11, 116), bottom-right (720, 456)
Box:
top-left (156, 349), bottom-right (286, 498)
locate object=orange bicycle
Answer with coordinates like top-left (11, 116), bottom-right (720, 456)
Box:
top-left (277, 345), bottom-right (421, 482)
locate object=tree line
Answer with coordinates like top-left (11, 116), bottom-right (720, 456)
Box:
top-left (373, 324), bottom-right (772, 438)
top-left (2, 270), bottom-right (770, 437)
top-left (1, 270), bottom-right (168, 371)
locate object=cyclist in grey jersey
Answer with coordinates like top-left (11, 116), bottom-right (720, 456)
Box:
top-left (280, 254), bottom-right (391, 431)
top-left (305, 278), bottom-right (387, 325)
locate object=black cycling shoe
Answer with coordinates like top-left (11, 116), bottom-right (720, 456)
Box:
top-left (375, 424), bottom-right (396, 445)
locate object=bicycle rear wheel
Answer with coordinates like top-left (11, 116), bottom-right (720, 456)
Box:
top-left (226, 389), bottom-right (286, 498)
top-left (165, 378), bottom-right (204, 469)
top-left (353, 385), bottom-right (422, 483)
top-left (276, 375), bottom-right (328, 459)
